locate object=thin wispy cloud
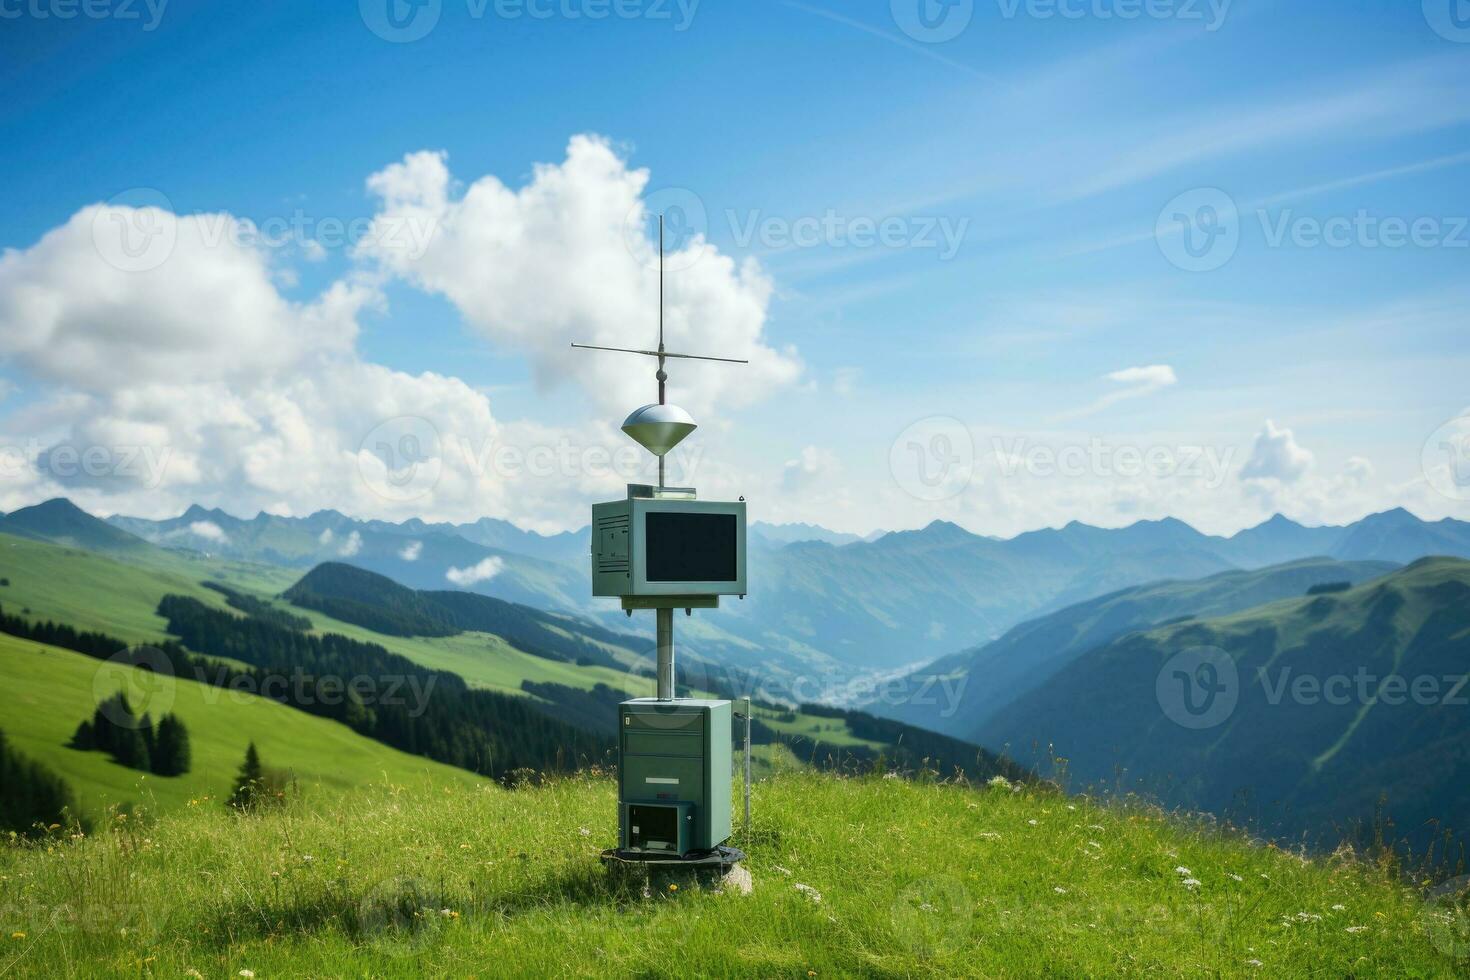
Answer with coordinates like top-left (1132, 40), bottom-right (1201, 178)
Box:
top-left (1064, 148), bottom-right (1470, 259)
top-left (1056, 364), bottom-right (1178, 421)
top-left (1055, 54), bottom-right (1470, 204)
top-left (779, 1), bottom-right (990, 81)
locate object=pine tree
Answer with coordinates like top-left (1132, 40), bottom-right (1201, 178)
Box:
top-left (0, 727), bottom-right (83, 835)
top-left (69, 719), bottom-right (95, 750)
top-left (228, 742), bottom-right (266, 810)
top-left (151, 714), bottom-right (191, 777)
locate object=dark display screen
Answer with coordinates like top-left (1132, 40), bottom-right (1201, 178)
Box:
top-left (645, 512), bottom-right (738, 583)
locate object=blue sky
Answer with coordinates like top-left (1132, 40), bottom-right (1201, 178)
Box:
top-left (0, 0), bottom-right (1467, 535)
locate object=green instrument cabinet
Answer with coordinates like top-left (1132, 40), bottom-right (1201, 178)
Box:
top-left (618, 698), bottom-right (732, 855)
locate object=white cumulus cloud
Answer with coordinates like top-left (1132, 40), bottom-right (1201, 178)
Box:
top-left (355, 136), bottom-right (801, 419)
top-left (187, 520), bottom-right (228, 543)
top-left (399, 540), bottom-right (423, 561)
top-left (1241, 420), bottom-right (1315, 483)
top-left (446, 556), bottom-right (504, 587)
top-left (337, 530), bottom-right (363, 557)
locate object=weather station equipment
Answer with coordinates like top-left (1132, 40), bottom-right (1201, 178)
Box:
top-left (579, 217), bottom-right (751, 877)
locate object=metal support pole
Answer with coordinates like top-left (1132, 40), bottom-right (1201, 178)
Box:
top-left (743, 696), bottom-right (752, 840)
top-left (656, 606), bottom-right (674, 700)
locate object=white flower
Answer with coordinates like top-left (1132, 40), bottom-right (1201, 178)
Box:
top-left (1174, 866), bottom-right (1192, 876)
top-left (794, 883), bottom-right (822, 903)
top-left (239, 972), bottom-right (256, 979)
top-left (578, 827), bottom-right (591, 837)
top-left (978, 831), bottom-right (1002, 841)
top-left (1027, 819), bottom-right (1038, 826)
top-left (1331, 904), bottom-right (1346, 911)
top-left (1227, 873), bottom-right (1243, 882)
top-left (1345, 925), bottom-right (1367, 934)
top-left (987, 775), bottom-right (1011, 790)
top-left (1245, 959), bottom-right (1263, 968)
top-left (1181, 878), bottom-right (1202, 889)
top-left (1053, 886), bottom-right (1067, 895)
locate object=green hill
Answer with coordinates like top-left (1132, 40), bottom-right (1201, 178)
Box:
top-left (283, 562), bottom-right (635, 668)
top-left (0, 498), bottom-right (153, 556)
top-left (0, 772), bottom-right (1464, 976)
top-left (978, 558), bottom-right (1470, 857)
top-left (0, 632), bottom-right (483, 817)
top-left (0, 528), bottom-right (1012, 810)
top-left (878, 557), bottom-right (1398, 738)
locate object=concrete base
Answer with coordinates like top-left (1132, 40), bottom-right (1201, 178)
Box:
top-left (599, 846), bottom-right (750, 897)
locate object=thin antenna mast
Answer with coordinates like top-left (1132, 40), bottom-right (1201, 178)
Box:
top-left (571, 210), bottom-right (748, 491)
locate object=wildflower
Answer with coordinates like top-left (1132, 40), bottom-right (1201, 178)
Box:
top-left (668, 884), bottom-right (678, 893)
top-left (578, 828), bottom-right (591, 838)
top-left (239, 972), bottom-right (256, 978)
top-left (270, 870), bottom-right (281, 879)
top-left (185, 971), bottom-right (204, 979)
top-left (301, 855), bottom-right (314, 864)
top-left (978, 831), bottom-right (1001, 841)
top-left (794, 883), bottom-right (822, 903)
top-left (1345, 925), bottom-right (1367, 934)
top-left (1228, 873), bottom-right (1243, 882)
top-left (1181, 878), bottom-right (1202, 890)
top-left (1245, 959), bottom-right (1263, 968)
top-left (10, 932), bottom-right (25, 941)
top-left (1331, 904), bottom-right (1346, 911)
top-left (987, 775), bottom-right (1011, 790)
top-left (1053, 887), bottom-right (1067, 895)
top-left (461, 842), bottom-right (473, 849)
top-left (883, 771), bottom-right (899, 779)
top-left (1026, 819), bottom-right (1038, 826)
top-left (1174, 866), bottom-right (1192, 876)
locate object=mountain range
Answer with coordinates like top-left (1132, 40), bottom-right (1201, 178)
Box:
top-left (975, 557), bottom-right (1470, 855)
top-left (6, 497), bottom-right (1468, 685)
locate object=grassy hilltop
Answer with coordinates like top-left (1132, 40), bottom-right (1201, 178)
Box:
top-left (2, 773), bottom-right (1466, 978)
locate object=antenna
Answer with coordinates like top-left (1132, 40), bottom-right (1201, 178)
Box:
top-left (572, 213), bottom-right (748, 488)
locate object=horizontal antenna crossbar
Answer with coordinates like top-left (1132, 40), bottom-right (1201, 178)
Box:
top-left (570, 343), bottom-right (749, 364)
